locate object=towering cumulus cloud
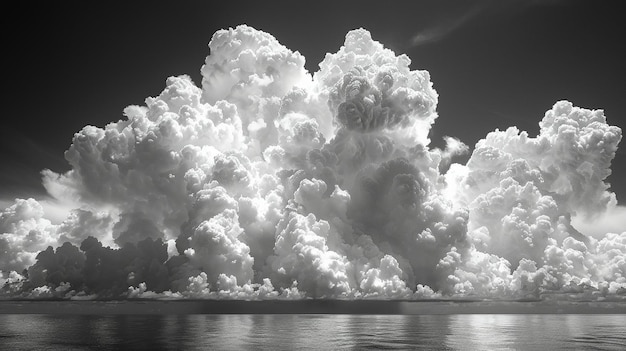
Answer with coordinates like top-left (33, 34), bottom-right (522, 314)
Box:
top-left (1, 25), bottom-right (624, 300)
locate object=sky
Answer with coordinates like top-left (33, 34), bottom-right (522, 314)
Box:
top-left (1, 1), bottom-right (625, 300)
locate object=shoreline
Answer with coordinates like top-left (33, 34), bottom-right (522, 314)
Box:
top-left (1, 299), bottom-right (625, 315)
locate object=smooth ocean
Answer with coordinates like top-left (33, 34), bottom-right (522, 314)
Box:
top-left (1, 314), bottom-right (625, 350)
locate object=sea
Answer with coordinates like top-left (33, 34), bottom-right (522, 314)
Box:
top-left (1, 313), bottom-right (625, 350)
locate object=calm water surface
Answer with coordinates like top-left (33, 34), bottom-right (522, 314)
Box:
top-left (0, 314), bottom-right (624, 350)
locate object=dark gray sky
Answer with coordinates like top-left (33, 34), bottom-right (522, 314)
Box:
top-left (3, 0), bottom-right (625, 203)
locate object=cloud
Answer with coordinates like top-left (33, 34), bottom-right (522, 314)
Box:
top-left (1, 25), bottom-right (623, 301)
top-left (409, 1), bottom-right (570, 48)
top-left (0, 198), bottom-right (58, 272)
top-left (410, 3), bottom-right (487, 47)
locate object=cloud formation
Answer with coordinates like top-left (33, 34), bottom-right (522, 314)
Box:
top-left (1, 25), bottom-right (623, 300)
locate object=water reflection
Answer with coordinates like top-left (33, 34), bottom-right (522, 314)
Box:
top-left (0, 314), bottom-right (624, 350)
top-left (446, 314), bottom-right (626, 351)
top-left (447, 315), bottom-right (522, 350)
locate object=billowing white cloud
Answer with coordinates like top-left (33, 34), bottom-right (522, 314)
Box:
top-left (184, 209), bottom-right (254, 285)
top-left (0, 198), bottom-right (58, 272)
top-left (269, 211), bottom-right (353, 298)
top-left (1, 25), bottom-right (623, 301)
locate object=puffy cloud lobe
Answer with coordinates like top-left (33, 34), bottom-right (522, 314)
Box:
top-left (505, 232), bottom-right (626, 299)
top-left (279, 87), bottom-right (335, 142)
top-left (0, 271), bottom-right (26, 296)
top-left (1, 26), bottom-right (624, 301)
top-left (57, 209), bottom-right (114, 247)
top-left (539, 102), bottom-right (622, 214)
top-left (318, 29), bottom-right (438, 147)
top-left (438, 247), bottom-right (512, 297)
top-left (293, 178), bottom-right (350, 225)
top-left (590, 233), bottom-right (626, 293)
top-left (359, 255), bottom-right (411, 298)
top-left (184, 209), bottom-right (254, 285)
top-left (0, 199), bottom-right (58, 272)
top-left (43, 75), bottom-right (249, 247)
top-left (461, 101), bottom-right (622, 216)
top-left (269, 212), bottom-right (352, 297)
top-left (467, 178), bottom-right (561, 266)
top-left (202, 25), bottom-right (309, 103)
top-left (277, 113), bottom-right (326, 161)
top-left (201, 24), bottom-right (311, 138)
